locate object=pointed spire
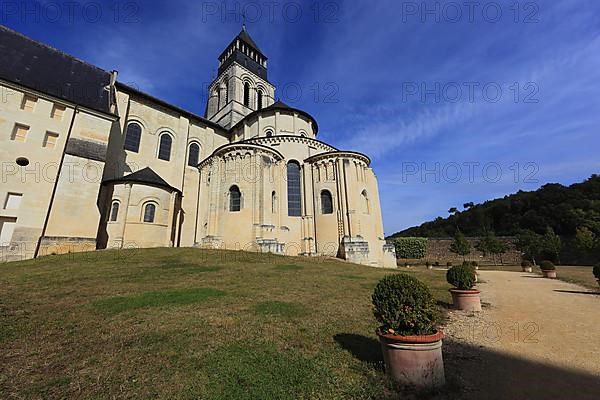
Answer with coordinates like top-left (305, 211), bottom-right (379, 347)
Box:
top-left (241, 10), bottom-right (246, 31)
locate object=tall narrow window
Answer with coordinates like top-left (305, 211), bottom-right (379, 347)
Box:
top-left (224, 81), bottom-right (229, 103)
top-left (321, 190), bottom-right (333, 214)
top-left (272, 191), bottom-right (277, 213)
top-left (244, 82), bottom-right (251, 107)
top-left (287, 161), bottom-right (302, 217)
top-left (158, 134), bottom-right (172, 161)
top-left (143, 203), bottom-right (156, 223)
top-left (188, 143), bottom-right (200, 166)
top-left (21, 95), bottom-right (37, 112)
top-left (43, 132), bottom-right (59, 149)
top-left (216, 88), bottom-right (221, 110)
top-left (51, 104), bottom-right (66, 120)
top-left (229, 185), bottom-right (241, 212)
top-left (361, 190), bottom-right (370, 214)
top-left (257, 90), bottom-right (263, 110)
top-left (124, 122), bottom-right (142, 152)
top-left (109, 201), bottom-right (120, 222)
top-left (11, 124), bottom-right (29, 143)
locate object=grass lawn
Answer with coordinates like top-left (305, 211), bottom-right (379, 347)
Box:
top-left (0, 249), bottom-right (451, 399)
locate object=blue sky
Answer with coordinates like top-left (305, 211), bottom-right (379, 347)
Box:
top-left (3, 0), bottom-right (600, 235)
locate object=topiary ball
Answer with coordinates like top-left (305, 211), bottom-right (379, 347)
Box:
top-left (540, 260), bottom-right (556, 271)
top-left (446, 265), bottom-right (476, 290)
top-left (593, 263), bottom-right (600, 280)
top-left (372, 274), bottom-right (439, 336)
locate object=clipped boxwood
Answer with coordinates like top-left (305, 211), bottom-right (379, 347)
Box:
top-left (540, 260), bottom-right (556, 271)
top-left (372, 274), bottom-right (438, 336)
top-left (392, 237), bottom-right (427, 259)
top-left (446, 265), bottom-right (476, 290)
top-left (593, 263), bottom-right (600, 280)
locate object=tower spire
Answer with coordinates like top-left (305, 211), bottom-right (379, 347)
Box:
top-left (241, 10), bottom-right (246, 31)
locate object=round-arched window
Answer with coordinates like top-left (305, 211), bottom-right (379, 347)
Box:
top-left (321, 190), bottom-right (333, 214)
top-left (124, 122), bottom-right (142, 152)
top-left (158, 133), bottom-right (172, 161)
top-left (143, 203), bottom-right (156, 223)
top-left (188, 143), bottom-right (200, 166)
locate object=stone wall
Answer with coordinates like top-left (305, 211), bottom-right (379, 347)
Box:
top-left (424, 237), bottom-right (521, 264)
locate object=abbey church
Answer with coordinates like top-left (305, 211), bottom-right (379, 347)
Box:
top-left (0, 25), bottom-right (396, 268)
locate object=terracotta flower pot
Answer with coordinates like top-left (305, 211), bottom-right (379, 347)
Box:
top-left (377, 330), bottom-right (445, 389)
top-left (522, 267), bottom-right (533, 273)
top-left (450, 289), bottom-right (482, 311)
top-left (542, 270), bottom-right (557, 279)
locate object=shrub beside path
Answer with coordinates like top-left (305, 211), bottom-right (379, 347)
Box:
top-left (442, 270), bottom-right (600, 400)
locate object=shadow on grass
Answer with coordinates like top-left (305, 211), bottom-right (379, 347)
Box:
top-left (333, 333), bottom-right (384, 370)
top-left (553, 289), bottom-right (600, 296)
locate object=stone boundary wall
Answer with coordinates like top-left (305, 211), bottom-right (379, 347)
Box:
top-left (425, 237), bottom-right (521, 264)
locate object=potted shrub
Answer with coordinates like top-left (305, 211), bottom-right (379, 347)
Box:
top-left (447, 265), bottom-right (481, 311)
top-left (373, 274), bottom-right (445, 388)
top-left (521, 260), bottom-right (533, 273)
top-left (425, 261), bottom-right (433, 270)
top-left (593, 263), bottom-right (600, 287)
top-left (540, 260), bottom-right (557, 279)
top-left (462, 261), bottom-right (478, 283)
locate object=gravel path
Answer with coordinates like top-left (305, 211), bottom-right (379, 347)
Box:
top-left (440, 270), bottom-right (600, 399)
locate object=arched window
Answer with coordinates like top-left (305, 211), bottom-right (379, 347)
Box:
top-left (124, 122), bottom-right (141, 152)
top-left (257, 90), bottom-right (263, 110)
top-left (361, 190), bottom-right (370, 214)
top-left (321, 190), bottom-right (333, 214)
top-left (244, 82), bottom-right (251, 107)
top-left (188, 143), bottom-right (200, 166)
top-left (224, 80), bottom-right (229, 104)
top-left (229, 185), bottom-right (241, 212)
top-left (287, 161), bottom-right (302, 217)
top-left (265, 129), bottom-right (274, 137)
top-left (143, 203), bottom-right (156, 223)
top-left (158, 133), bottom-right (172, 161)
top-left (215, 88), bottom-right (220, 110)
top-left (272, 191), bottom-right (277, 213)
top-left (109, 201), bottom-right (120, 222)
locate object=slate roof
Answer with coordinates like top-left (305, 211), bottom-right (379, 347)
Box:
top-left (0, 25), bottom-right (113, 114)
top-left (231, 100), bottom-right (319, 134)
top-left (103, 167), bottom-right (181, 193)
top-left (237, 28), bottom-right (263, 54)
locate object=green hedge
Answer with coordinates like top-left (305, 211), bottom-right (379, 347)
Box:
top-left (392, 237), bottom-right (428, 259)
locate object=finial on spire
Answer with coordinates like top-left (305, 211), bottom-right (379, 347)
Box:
top-left (241, 10), bottom-right (246, 31)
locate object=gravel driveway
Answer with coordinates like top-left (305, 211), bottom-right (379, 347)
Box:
top-left (440, 270), bottom-right (600, 400)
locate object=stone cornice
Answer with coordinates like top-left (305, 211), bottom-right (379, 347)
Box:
top-left (304, 151), bottom-right (371, 167)
top-left (198, 142), bottom-right (284, 168)
top-left (243, 135), bottom-right (337, 152)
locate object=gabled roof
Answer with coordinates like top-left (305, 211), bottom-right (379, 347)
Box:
top-left (0, 25), bottom-right (113, 115)
top-left (103, 167), bottom-right (181, 194)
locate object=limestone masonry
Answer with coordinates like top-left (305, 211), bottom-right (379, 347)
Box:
top-left (0, 25), bottom-right (396, 268)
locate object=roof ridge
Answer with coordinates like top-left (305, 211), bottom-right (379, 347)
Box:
top-left (0, 24), bottom-right (111, 76)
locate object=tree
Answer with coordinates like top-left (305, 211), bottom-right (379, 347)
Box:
top-left (542, 227), bottom-right (562, 264)
top-left (463, 202), bottom-right (475, 210)
top-left (575, 226), bottom-right (596, 251)
top-left (516, 231), bottom-right (544, 265)
top-left (476, 232), bottom-right (507, 266)
top-left (489, 239), bottom-right (509, 266)
top-left (448, 207), bottom-right (458, 215)
top-left (450, 230), bottom-right (471, 261)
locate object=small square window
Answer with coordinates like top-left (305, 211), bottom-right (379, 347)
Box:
top-left (11, 124), bottom-right (29, 143)
top-left (21, 95), bottom-right (37, 112)
top-left (43, 132), bottom-right (59, 149)
top-left (3, 193), bottom-right (23, 210)
top-left (51, 104), bottom-right (66, 120)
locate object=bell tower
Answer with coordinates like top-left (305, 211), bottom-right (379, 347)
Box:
top-left (206, 26), bottom-right (276, 129)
